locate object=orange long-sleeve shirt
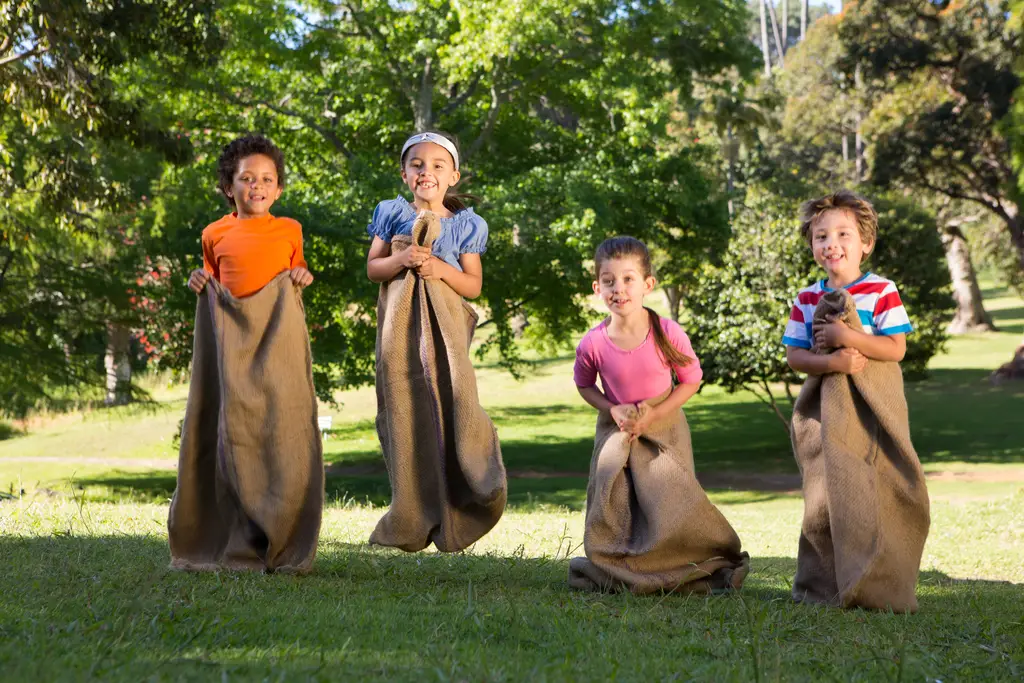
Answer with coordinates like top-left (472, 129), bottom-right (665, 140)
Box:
top-left (202, 213), bottom-right (307, 298)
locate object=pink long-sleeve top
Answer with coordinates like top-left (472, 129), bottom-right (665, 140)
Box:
top-left (573, 317), bottom-right (703, 406)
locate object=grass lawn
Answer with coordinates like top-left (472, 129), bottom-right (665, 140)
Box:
top-left (0, 284), bottom-right (1022, 680)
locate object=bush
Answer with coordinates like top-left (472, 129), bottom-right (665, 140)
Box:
top-left (869, 196), bottom-right (954, 378)
top-left (687, 186), bottom-right (953, 425)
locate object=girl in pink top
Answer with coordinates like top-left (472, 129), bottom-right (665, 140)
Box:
top-left (574, 238), bottom-right (702, 439)
top-left (568, 236), bottom-right (749, 595)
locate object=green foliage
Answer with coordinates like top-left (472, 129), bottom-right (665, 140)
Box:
top-left (838, 0), bottom-right (1024, 272)
top-left (686, 187), bottom-right (809, 412)
top-left (868, 196), bottom-right (955, 377)
top-left (1013, 1), bottom-right (1024, 197)
top-left (128, 0), bottom-right (750, 396)
top-left (687, 184), bottom-right (953, 424)
top-left (0, 1), bottom-right (222, 416)
top-left (771, 15), bottom-right (860, 187)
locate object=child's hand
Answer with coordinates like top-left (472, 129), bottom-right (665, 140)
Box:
top-left (399, 245), bottom-right (431, 270)
top-left (610, 403), bottom-right (637, 432)
top-left (627, 401), bottom-right (655, 443)
top-left (290, 267), bottom-right (314, 288)
top-left (188, 269), bottom-right (210, 294)
top-left (416, 256), bottom-right (447, 281)
top-left (814, 321), bottom-right (849, 350)
top-left (830, 347), bottom-right (867, 374)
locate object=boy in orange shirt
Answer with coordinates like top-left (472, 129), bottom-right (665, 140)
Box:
top-left (169, 134), bottom-right (323, 574)
top-left (188, 134), bottom-right (313, 296)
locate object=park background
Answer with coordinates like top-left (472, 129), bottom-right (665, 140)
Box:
top-left (1, 0), bottom-right (1023, 680)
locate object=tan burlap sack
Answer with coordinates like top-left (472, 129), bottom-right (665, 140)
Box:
top-left (569, 394), bottom-right (750, 594)
top-left (791, 289), bottom-right (930, 612)
top-left (168, 272), bottom-right (324, 573)
top-left (369, 212), bottom-right (506, 552)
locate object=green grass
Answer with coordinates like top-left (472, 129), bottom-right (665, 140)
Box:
top-left (1, 496), bottom-right (1021, 681)
top-left (0, 285), bottom-right (1022, 680)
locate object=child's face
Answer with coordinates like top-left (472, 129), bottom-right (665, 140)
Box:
top-left (593, 257), bottom-right (655, 318)
top-left (810, 209), bottom-right (873, 284)
top-left (227, 154), bottom-right (282, 218)
top-left (401, 142), bottom-right (460, 207)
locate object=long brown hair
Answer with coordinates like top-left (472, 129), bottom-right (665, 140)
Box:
top-left (593, 236), bottom-right (692, 368)
top-left (400, 130), bottom-right (478, 213)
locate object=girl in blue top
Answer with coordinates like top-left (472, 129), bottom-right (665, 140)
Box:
top-left (366, 131), bottom-right (487, 298)
top-left (364, 131), bottom-right (506, 553)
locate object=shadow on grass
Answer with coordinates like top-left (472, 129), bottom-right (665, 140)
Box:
top-left (0, 535), bottom-right (1015, 607)
top-left (58, 364), bottom-right (1024, 506)
top-left (0, 421), bottom-right (24, 441)
top-left (906, 368), bottom-right (1024, 463)
top-left (67, 469), bottom-right (595, 509)
top-left (71, 466), bottom-right (799, 510)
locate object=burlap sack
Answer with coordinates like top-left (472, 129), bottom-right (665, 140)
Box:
top-left (569, 394), bottom-right (750, 594)
top-left (791, 289), bottom-right (930, 612)
top-left (369, 212), bottom-right (506, 552)
top-left (168, 272), bottom-right (324, 573)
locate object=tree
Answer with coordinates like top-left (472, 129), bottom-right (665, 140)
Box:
top-left (840, 1), bottom-right (1022, 274)
top-left (135, 0), bottom-right (754, 398)
top-left (0, 1), bottom-right (221, 416)
top-left (687, 184), bottom-right (953, 430)
top-left (746, 1), bottom-right (832, 57)
top-left (773, 16), bottom-right (859, 186)
top-left (839, 0), bottom-right (1022, 375)
top-left (773, 15), bottom-right (998, 337)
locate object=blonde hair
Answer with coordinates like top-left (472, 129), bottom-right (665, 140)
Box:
top-left (799, 189), bottom-right (878, 250)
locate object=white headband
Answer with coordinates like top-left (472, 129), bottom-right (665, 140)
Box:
top-left (401, 132), bottom-right (460, 170)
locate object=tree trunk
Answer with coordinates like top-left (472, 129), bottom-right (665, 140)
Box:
top-left (104, 323), bottom-right (132, 406)
top-left (782, 0), bottom-right (789, 52)
top-left (801, 0), bottom-right (807, 40)
top-left (510, 224), bottom-right (529, 338)
top-left (991, 202), bottom-right (1024, 381)
top-left (842, 133), bottom-right (850, 181)
top-left (854, 64), bottom-right (864, 182)
top-left (760, 0), bottom-right (771, 77)
top-left (765, 0), bottom-right (785, 69)
top-left (991, 342), bottom-right (1024, 384)
top-left (726, 122), bottom-right (736, 218)
top-left (413, 57), bottom-right (434, 131)
top-left (1008, 203), bottom-right (1024, 274)
top-left (663, 285), bottom-right (682, 323)
top-left (941, 226), bottom-right (996, 334)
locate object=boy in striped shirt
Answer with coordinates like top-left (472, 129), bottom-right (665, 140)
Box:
top-left (784, 190), bottom-right (912, 373)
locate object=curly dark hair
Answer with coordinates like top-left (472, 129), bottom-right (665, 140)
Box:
top-left (216, 134), bottom-right (286, 206)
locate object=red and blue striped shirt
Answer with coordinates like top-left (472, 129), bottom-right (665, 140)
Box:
top-left (782, 272), bottom-right (913, 350)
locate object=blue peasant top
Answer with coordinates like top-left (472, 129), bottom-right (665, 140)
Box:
top-left (366, 196), bottom-right (489, 272)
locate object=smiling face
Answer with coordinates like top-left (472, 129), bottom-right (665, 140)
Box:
top-left (401, 141), bottom-right (460, 207)
top-left (594, 256), bottom-right (656, 319)
top-left (811, 209), bottom-right (873, 287)
top-left (226, 154), bottom-right (282, 219)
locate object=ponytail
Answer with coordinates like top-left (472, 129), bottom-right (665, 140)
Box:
top-left (594, 237), bottom-right (691, 369)
top-left (646, 307), bottom-right (692, 368)
top-left (442, 191), bottom-right (476, 213)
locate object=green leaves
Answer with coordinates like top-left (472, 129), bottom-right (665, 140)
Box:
top-left (687, 185), bottom-right (954, 425)
top-left (131, 0), bottom-right (748, 393)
